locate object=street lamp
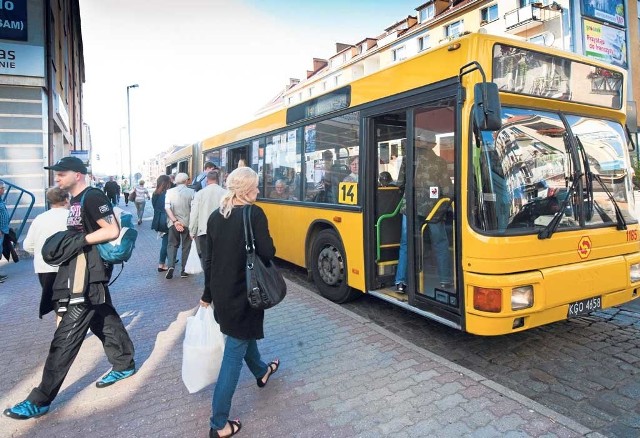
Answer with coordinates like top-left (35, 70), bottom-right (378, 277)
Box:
top-left (126, 83), bottom-right (139, 185)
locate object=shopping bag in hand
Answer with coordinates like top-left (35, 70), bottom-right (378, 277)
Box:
top-left (184, 242), bottom-right (203, 274)
top-left (182, 306), bottom-right (225, 393)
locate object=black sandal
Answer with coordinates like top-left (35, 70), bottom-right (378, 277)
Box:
top-left (210, 419), bottom-right (242, 438)
top-left (257, 359), bottom-right (280, 388)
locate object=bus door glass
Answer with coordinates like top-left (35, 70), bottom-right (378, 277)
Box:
top-left (371, 111), bottom-right (406, 290)
top-left (410, 102), bottom-right (457, 307)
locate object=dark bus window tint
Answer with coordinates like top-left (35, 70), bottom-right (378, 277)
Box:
top-left (304, 111), bottom-right (360, 204)
top-left (264, 130), bottom-right (301, 201)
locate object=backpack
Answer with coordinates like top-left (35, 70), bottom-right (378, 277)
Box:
top-left (189, 173), bottom-right (205, 192)
top-left (80, 189), bottom-right (138, 284)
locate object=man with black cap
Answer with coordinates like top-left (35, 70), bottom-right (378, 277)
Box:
top-left (3, 156), bottom-right (136, 420)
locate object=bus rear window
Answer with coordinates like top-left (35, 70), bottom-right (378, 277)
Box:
top-left (492, 44), bottom-right (623, 110)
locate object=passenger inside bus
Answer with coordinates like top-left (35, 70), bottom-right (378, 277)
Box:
top-left (343, 156), bottom-right (359, 183)
top-left (269, 179), bottom-right (297, 200)
top-left (378, 171), bottom-right (393, 187)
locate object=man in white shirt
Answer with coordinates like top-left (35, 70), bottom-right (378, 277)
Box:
top-left (164, 172), bottom-right (195, 279)
top-left (22, 187), bottom-right (70, 318)
top-left (189, 170), bottom-right (227, 268)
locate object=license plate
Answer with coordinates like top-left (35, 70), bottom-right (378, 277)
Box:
top-left (567, 296), bottom-right (602, 317)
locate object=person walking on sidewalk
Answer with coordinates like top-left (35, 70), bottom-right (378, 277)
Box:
top-left (164, 172), bottom-right (195, 279)
top-left (3, 156), bottom-right (136, 420)
top-left (151, 174), bottom-right (172, 272)
top-left (103, 176), bottom-right (119, 206)
top-left (200, 167), bottom-right (280, 438)
top-left (133, 180), bottom-right (150, 225)
top-left (22, 187), bottom-right (70, 319)
top-left (122, 179), bottom-right (131, 206)
top-left (189, 170), bottom-right (227, 267)
top-left (0, 181), bottom-right (9, 283)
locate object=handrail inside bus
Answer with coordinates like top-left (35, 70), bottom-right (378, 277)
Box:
top-left (375, 199), bottom-right (403, 262)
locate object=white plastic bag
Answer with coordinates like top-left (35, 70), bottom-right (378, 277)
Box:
top-left (184, 242), bottom-right (203, 274)
top-left (182, 306), bottom-right (225, 393)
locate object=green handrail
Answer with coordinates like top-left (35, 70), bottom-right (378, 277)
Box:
top-left (375, 199), bottom-right (403, 262)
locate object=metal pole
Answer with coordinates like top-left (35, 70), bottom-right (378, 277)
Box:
top-left (126, 84), bottom-right (138, 185)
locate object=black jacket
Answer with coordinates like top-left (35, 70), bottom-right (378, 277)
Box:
top-left (42, 230), bottom-right (110, 306)
top-left (202, 205), bottom-right (275, 340)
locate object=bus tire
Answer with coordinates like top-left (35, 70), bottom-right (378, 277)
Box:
top-left (310, 229), bottom-right (355, 303)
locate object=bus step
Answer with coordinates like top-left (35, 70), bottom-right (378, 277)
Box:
top-left (376, 260), bottom-right (398, 276)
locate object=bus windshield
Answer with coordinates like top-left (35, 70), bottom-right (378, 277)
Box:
top-left (473, 107), bottom-right (636, 234)
top-left (492, 44), bottom-right (623, 109)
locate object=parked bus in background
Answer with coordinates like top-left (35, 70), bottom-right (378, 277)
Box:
top-left (182, 33), bottom-right (640, 335)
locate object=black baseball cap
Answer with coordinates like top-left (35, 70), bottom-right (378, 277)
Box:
top-left (44, 156), bottom-right (88, 174)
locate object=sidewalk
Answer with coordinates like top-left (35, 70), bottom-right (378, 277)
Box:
top-left (0, 203), bottom-right (600, 437)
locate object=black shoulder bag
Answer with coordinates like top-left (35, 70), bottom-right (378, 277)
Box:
top-left (243, 205), bottom-right (286, 309)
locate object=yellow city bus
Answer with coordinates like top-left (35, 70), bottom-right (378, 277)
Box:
top-left (164, 142), bottom-right (201, 176)
top-left (189, 33), bottom-right (640, 335)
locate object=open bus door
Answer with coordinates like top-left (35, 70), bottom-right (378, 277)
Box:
top-left (367, 94), bottom-right (462, 324)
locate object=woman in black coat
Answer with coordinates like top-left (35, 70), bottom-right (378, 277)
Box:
top-left (200, 167), bottom-right (279, 438)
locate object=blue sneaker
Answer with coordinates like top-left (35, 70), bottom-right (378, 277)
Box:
top-left (3, 400), bottom-right (50, 420)
top-left (95, 367), bottom-right (136, 388)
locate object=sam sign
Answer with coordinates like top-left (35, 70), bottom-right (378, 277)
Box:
top-left (0, 0), bottom-right (27, 41)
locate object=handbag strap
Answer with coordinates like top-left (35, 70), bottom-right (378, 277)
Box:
top-left (243, 205), bottom-right (257, 265)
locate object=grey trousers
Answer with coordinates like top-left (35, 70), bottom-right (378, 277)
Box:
top-left (167, 225), bottom-right (192, 273)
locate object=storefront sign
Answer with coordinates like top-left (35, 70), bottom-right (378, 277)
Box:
top-left (0, 41), bottom-right (43, 76)
top-left (0, 0), bottom-right (27, 41)
top-left (581, 0), bottom-right (625, 27)
top-left (583, 19), bottom-right (627, 68)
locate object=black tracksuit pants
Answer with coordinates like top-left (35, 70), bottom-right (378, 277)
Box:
top-left (27, 295), bottom-right (135, 406)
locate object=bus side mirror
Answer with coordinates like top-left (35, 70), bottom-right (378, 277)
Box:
top-left (474, 83), bottom-right (502, 131)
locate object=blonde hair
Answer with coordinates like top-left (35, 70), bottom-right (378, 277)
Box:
top-left (219, 167), bottom-right (258, 218)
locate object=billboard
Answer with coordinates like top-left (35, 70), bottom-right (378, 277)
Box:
top-left (581, 0), bottom-right (625, 27)
top-left (583, 19), bottom-right (627, 68)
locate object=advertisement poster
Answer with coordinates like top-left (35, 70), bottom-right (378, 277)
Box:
top-left (0, 0), bottom-right (28, 41)
top-left (581, 0), bottom-right (625, 27)
top-left (0, 42), bottom-right (43, 76)
top-left (583, 19), bottom-right (626, 68)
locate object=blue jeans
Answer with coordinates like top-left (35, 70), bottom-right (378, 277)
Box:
top-left (210, 336), bottom-right (268, 430)
top-left (158, 233), bottom-right (168, 264)
top-left (395, 214), bottom-right (408, 286)
top-left (428, 221), bottom-right (453, 284)
top-left (394, 215), bottom-right (453, 286)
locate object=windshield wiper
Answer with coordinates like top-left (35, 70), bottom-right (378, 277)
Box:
top-left (575, 136), bottom-right (627, 230)
top-left (538, 133), bottom-right (581, 240)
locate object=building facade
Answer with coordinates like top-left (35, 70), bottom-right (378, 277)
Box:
top-left (280, 0), bottom-right (638, 133)
top-left (0, 0), bottom-right (86, 229)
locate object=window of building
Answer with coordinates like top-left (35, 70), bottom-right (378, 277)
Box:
top-left (263, 130), bottom-right (301, 201)
top-left (418, 35), bottom-right (431, 51)
top-left (528, 34), bottom-right (546, 45)
top-left (334, 74), bottom-right (343, 86)
top-left (419, 3), bottom-right (435, 22)
top-left (445, 20), bottom-right (464, 38)
top-left (481, 4), bottom-right (499, 23)
top-left (392, 46), bottom-right (407, 62)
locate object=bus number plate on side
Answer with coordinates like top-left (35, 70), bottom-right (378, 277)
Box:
top-left (567, 296), bottom-right (602, 317)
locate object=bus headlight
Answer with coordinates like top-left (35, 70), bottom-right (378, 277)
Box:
top-left (631, 263), bottom-right (640, 283)
top-left (511, 286), bottom-right (534, 310)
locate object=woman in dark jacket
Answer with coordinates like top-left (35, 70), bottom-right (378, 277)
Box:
top-left (151, 175), bottom-right (172, 272)
top-left (200, 167), bottom-right (279, 438)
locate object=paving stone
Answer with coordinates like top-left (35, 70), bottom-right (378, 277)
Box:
top-left (0, 206), bottom-right (596, 437)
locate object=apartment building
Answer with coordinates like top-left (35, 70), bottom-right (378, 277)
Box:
top-left (281, 0), bottom-right (639, 130)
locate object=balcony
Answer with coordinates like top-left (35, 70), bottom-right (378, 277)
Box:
top-left (504, 3), bottom-right (561, 33)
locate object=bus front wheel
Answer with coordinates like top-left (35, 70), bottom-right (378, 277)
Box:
top-left (310, 229), bottom-right (355, 303)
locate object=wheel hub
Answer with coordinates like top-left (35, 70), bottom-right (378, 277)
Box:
top-left (317, 245), bottom-right (344, 286)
